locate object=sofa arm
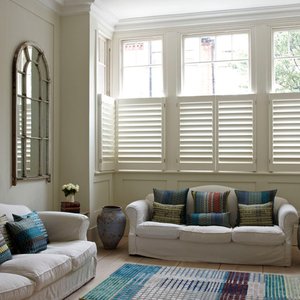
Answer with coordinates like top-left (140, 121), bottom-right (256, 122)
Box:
top-left (125, 200), bottom-right (151, 234)
top-left (278, 203), bottom-right (298, 242)
top-left (38, 211), bottom-right (89, 242)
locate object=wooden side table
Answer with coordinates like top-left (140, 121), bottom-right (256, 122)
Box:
top-left (61, 201), bottom-right (80, 213)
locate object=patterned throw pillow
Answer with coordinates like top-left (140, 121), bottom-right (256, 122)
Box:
top-left (238, 202), bottom-right (273, 226)
top-left (152, 202), bottom-right (185, 224)
top-left (235, 190), bottom-right (277, 205)
top-left (191, 191), bottom-right (230, 213)
top-left (0, 232), bottom-right (12, 265)
top-left (6, 218), bottom-right (47, 254)
top-left (153, 188), bottom-right (189, 205)
top-left (153, 188), bottom-right (189, 223)
top-left (13, 211), bottom-right (49, 243)
top-left (0, 215), bottom-right (18, 254)
top-left (188, 212), bottom-right (231, 227)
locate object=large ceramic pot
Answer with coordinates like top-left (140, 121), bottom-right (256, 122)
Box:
top-left (97, 206), bottom-right (126, 250)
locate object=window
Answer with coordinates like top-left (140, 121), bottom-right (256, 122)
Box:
top-left (121, 38), bottom-right (163, 98)
top-left (178, 95), bottom-right (256, 171)
top-left (12, 41), bottom-right (50, 185)
top-left (97, 34), bottom-right (110, 95)
top-left (182, 32), bottom-right (250, 95)
top-left (273, 29), bottom-right (300, 93)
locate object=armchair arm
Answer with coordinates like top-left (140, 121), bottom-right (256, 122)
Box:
top-left (38, 211), bottom-right (89, 242)
top-left (278, 203), bottom-right (298, 243)
top-left (125, 200), bottom-right (151, 235)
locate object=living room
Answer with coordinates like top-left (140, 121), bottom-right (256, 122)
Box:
top-left (1, 0), bottom-right (300, 299)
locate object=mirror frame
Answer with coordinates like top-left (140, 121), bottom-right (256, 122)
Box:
top-left (12, 41), bottom-right (51, 186)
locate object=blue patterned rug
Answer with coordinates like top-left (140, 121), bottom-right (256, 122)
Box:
top-left (81, 263), bottom-right (300, 300)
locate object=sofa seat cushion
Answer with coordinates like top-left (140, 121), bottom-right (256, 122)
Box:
top-left (136, 221), bottom-right (185, 239)
top-left (179, 226), bottom-right (232, 244)
top-left (232, 225), bottom-right (285, 246)
top-left (0, 273), bottom-right (34, 300)
top-left (0, 253), bottom-right (72, 291)
top-left (41, 241), bottom-right (97, 270)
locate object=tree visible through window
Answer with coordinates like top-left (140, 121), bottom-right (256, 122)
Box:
top-left (273, 29), bottom-right (300, 92)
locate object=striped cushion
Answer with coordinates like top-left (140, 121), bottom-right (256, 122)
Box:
top-left (13, 211), bottom-right (49, 243)
top-left (191, 191), bottom-right (230, 213)
top-left (0, 232), bottom-right (12, 264)
top-left (153, 188), bottom-right (189, 205)
top-left (0, 215), bottom-right (18, 254)
top-left (238, 202), bottom-right (273, 226)
top-left (188, 212), bottom-right (231, 227)
top-left (152, 202), bottom-right (185, 224)
top-left (6, 218), bottom-right (47, 254)
top-left (235, 190), bottom-right (277, 205)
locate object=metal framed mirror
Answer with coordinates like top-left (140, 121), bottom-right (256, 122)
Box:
top-left (12, 41), bottom-right (51, 185)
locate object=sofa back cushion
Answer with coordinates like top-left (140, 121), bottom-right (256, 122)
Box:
top-left (0, 204), bottom-right (31, 221)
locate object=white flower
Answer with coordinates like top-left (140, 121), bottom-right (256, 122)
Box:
top-left (62, 183), bottom-right (80, 196)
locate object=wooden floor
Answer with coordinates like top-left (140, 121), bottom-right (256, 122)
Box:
top-left (66, 238), bottom-right (300, 299)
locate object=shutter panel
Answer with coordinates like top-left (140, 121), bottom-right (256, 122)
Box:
top-left (270, 97), bottom-right (300, 171)
top-left (98, 94), bottom-right (115, 171)
top-left (179, 99), bottom-right (214, 170)
top-left (117, 98), bottom-right (165, 170)
top-left (217, 98), bottom-right (256, 171)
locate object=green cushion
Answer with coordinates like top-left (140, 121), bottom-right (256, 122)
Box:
top-left (238, 202), bottom-right (273, 226)
top-left (152, 202), bottom-right (185, 224)
top-left (6, 218), bottom-right (47, 254)
top-left (188, 212), bottom-right (231, 227)
top-left (0, 215), bottom-right (18, 254)
top-left (0, 232), bottom-right (12, 265)
top-left (191, 191), bottom-right (230, 213)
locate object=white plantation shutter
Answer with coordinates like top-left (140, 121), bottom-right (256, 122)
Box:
top-left (116, 98), bottom-right (165, 170)
top-left (98, 94), bottom-right (115, 171)
top-left (217, 98), bottom-right (256, 171)
top-left (270, 95), bottom-right (300, 171)
top-left (178, 98), bottom-right (214, 170)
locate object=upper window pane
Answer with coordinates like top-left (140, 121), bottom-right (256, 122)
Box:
top-left (273, 29), bottom-right (300, 93)
top-left (121, 39), bottom-right (163, 98)
top-left (183, 33), bottom-right (250, 95)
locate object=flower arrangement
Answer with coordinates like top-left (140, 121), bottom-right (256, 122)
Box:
top-left (62, 183), bottom-right (79, 197)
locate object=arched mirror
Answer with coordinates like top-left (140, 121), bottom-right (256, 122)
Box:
top-left (12, 41), bottom-right (51, 185)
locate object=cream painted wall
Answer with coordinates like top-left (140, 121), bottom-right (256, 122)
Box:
top-left (0, 0), bottom-right (60, 210)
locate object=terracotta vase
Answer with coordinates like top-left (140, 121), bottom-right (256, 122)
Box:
top-left (97, 206), bottom-right (126, 250)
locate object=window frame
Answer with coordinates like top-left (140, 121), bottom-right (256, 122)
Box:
top-left (120, 36), bottom-right (164, 98)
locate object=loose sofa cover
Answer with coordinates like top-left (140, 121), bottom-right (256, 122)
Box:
top-left (0, 203), bottom-right (97, 300)
top-left (126, 185), bottom-right (299, 266)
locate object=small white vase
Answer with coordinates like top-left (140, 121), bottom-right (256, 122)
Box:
top-left (65, 194), bottom-right (75, 202)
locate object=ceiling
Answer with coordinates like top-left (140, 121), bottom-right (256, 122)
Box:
top-left (97, 0), bottom-right (300, 20)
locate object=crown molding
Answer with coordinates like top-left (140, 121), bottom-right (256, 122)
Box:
top-left (114, 3), bottom-right (300, 32)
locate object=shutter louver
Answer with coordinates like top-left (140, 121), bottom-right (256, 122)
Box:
top-left (179, 100), bottom-right (214, 170)
top-left (270, 97), bottom-right (300, 170)
top-left (99, 94), bottom-right (115, 171)
top-left (218, 99), bottom-right (255, 171)
top-left (117, 98), bottom-right (165, 170)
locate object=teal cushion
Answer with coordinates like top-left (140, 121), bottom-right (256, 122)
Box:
top-left (235, 190), bottom-right (277, 205)
top-left (0, 232), bottom-right (12, 264)
top-left (6, 218), bottom-right (47, 254)
top-left (188, 212), bottom-right (231, 227)
top-left (13, 211), bottom-right (49, 243)
top-left (191, 191), bottom-right (230, 213)
top-left (0, 215), bottom-right (18, 254)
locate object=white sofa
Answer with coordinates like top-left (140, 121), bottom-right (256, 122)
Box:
top-left (0, 203), bottom-right (97, 300)
top-left (126, 185), bottom-right (299, 266)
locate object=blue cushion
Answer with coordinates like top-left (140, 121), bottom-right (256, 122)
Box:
top-left (235, 190), bottom-right (277, 205)
top-left (0, 232), bottom-right (12, 264)
top-left (188, 212), bottom-right (231, 227)
top-left (13, 211), bottom-right (49, 243)
top-left (6, 218), bottom-right (47, 254)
